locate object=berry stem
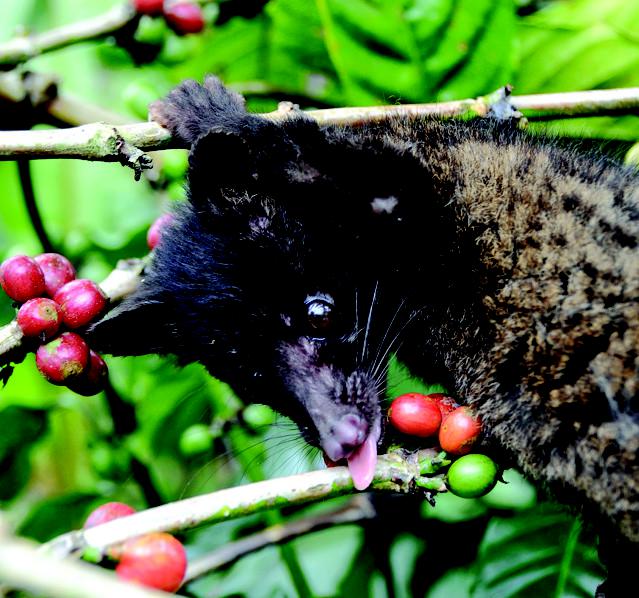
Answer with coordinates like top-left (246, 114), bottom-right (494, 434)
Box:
top-left (415, 476), bottom-right (447, 492)
top-left (16, 160), bottom-right (56, 254)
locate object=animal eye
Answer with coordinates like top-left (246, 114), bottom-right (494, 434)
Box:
top-left (305, 294), bottom-right (334, 332)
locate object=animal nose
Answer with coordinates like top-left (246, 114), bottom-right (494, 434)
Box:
top-left (322, 414), bottom-right (369, 461)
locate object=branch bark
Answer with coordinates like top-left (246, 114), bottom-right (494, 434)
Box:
top-left (0, 5), bottom-right (137, 67)
top-left (0, 87), bottom-right (637, 165)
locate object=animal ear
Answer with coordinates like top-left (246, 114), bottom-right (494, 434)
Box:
top-left (87, 285), bottom-right (176, 357)
top-left (186, 130), bottom-right (254, 203)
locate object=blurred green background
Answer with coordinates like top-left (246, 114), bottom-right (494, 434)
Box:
top-left (1, 0), bottom-right (639, 596)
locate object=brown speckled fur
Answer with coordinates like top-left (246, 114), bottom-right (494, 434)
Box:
top-left (377, 118), bottom-right (639, 545)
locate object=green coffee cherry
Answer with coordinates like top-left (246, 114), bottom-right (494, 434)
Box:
top-left (134, 15), bottom-right (168, 46)
top-left (243, 404), bottom-right (277, 430)
top-left (446, 453), bottom-right (499, 498)
top-left (179, 424), bottom-right (213, 456)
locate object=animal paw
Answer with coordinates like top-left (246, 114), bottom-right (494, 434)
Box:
top-left (150, 76), bottom-right (247, 146)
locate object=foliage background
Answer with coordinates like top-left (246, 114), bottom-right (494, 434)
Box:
top-left (1, 0), bottom-right (638, 596)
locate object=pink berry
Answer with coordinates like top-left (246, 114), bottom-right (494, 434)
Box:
top-left (133, 0), bottom-right (164, 15)
top-left (17, 298), bottom-right (61, 339)
top-left (147, 213), bottom-right (174, 250)
top-left (36, 332), bottom-right (89, 384)
top-left (0, 255), bottom-right (45, 302)
top-left (34, 253), bottom-right (76, 297)
top-left (84, 502), bottom-right (136, 528)
top-left (164, 3), bottom-right (205, 35)
top-left (54, 279), bottom-right (107, 329)
top-left (67, 350), bottom-right (109, 396)
top-left (115, 533), bottom-right (187, 592)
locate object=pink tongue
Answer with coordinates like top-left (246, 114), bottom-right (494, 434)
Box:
top-left (347, 432), bottom-right (378, 490)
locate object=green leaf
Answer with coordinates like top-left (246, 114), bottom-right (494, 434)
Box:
top-left (314, 0), bottom-right (516, 104)
top-left (471, 505), bottom-right (604, 597)
top-left (427, 568), bottom-right (474, 598)
top-left (18, 492), bottom-right (99, 542)
top-left (0, 407), bottom-right (46, 501)
top-left (187, 545), bottom-right (298, 598)
top-left (391, 533), bottom-right (425, 598)
top-left (480, 469), bottom-right (537, 511)
top-left (293, 525), bottom-right (364, 595)
top-left (515, 0), bottom-right (639, 139)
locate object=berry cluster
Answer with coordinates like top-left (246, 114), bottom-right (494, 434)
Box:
top-left (0, 253), bottom-right (108, 396)
top-left (84, 502), bottom-right (187, 592)
top-left (133, 0), bottom-right (205, 36)
top-left (388, 392), bottom-right (499, 498)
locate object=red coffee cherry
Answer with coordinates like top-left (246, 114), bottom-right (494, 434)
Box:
top-left (439, 406), bottom-right (482, 455)
top-left (54, 279), bottom-right (107, 329)
top-left (428, 393), bottom-right (460, 417)
top-left (34, 253), bottom-right (76, 297)
top-left (67, 350), bottom-right (109, 396)
top-left (388, 393), bottom-right (442, 437)
top-left (133, 0), bottom-right (164, 16)
top-left (36, 332), bottom-right (89, 384)
top-left (0, 255), bottom-right (45, 302)
top-left (84, 502), bottom-right (136, 528)
top-left (147, 213), bottom-right (174, 250)
top-left (17, 298), bottom-right (61, 339)
top-left (115, 532), bottom-right (187, 592)
top-left (164, 3), bottom-right (205, 35)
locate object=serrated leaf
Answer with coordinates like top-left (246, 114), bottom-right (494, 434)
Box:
top-left (471, 505), bottom-right (604, 598)
top-left (516, 0), bottom-right (639, 139)
top-left (314, 0), bottom-right (516, 104)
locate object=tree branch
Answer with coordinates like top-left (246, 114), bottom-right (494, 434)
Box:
top-left (44, 449), bottom-right (446, 558)
top-left (0, 4), bottom-right (137, 68)
top-left (0, 87), bottom-right (637, 166)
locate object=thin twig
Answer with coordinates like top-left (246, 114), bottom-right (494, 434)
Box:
top-left (0, 87), bottom-right (637, 165)
top-left (185, 495), bottom-right (376, 581)
top-left (17, 159), bottom-right (56, 253)
top-left (43, 449), bottom-right (445, 558)
top-left (0, 5), bottom-right (137, 67)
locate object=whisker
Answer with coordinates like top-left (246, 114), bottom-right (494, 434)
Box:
top-left (371, 307), bottom-right (424, 381)
top-left (355, 288), bottom-right (359, 338)
top-left (367, 298), bottom-right (407, 378)
top-left (361, 280), bottom-right (379, 364)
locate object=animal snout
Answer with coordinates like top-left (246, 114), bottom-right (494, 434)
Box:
top-left (322, 413), bottom-right (369, 461)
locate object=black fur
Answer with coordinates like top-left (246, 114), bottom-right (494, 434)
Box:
top-left (89, 77), bottom-right (639, 594)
